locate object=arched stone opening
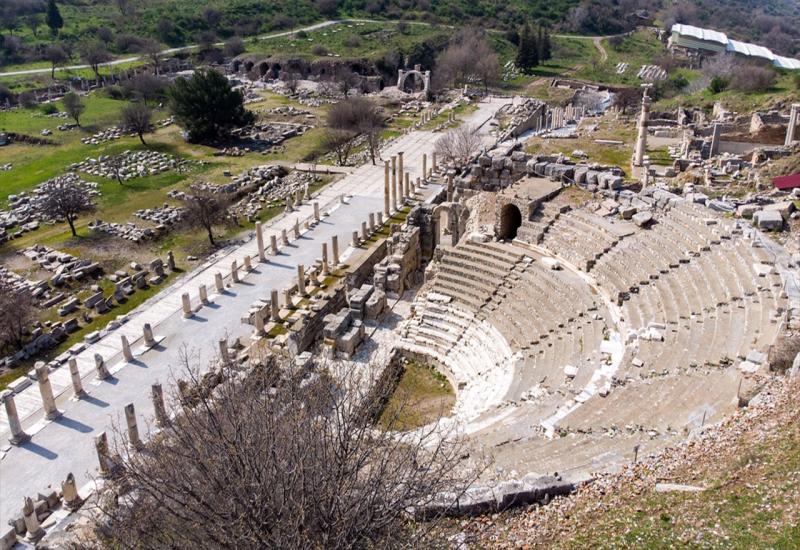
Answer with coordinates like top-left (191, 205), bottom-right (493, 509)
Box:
top-left (401, 72), bottom-right (424, 93)
top-left (499, 204), bottom-right (522, 240)
top-left (258, 62), bottom-right (269, 77)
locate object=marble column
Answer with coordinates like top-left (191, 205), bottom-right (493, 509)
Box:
top-left (125, 402), bottom-right (142, 449)
top-left (331, 235), bottom-right (340, 266)
top-left (152, 383), bottom-right (169, 427)
top-left (36, 362), bottom-right (61, 420)
top-left (1, 390), bottom-right (29, 445)
top-left (121, 335), bottom-right (133, 362)
top-left (383, 160), bottom-right (391, 216)
top-left (69, 357), bottom-right (86, 398)
top-left (255, 221), bottom-right (266, 262)
top-left (297, 264), bottom-right (307, 296)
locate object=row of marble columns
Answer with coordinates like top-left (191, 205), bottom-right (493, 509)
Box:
top-left (383, 151), bottom-right (435, 218)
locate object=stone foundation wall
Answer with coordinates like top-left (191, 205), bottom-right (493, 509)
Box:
top-left (286, 281), bottom-right (348, 356)
top-left (345, 240), bottom-right (388, 290)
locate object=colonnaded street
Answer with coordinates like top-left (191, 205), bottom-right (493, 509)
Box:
top-left (0, 97), bottom-right (512, 527)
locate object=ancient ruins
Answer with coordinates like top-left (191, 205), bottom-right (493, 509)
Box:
top-left (1, 14), bottom-right (799, 548)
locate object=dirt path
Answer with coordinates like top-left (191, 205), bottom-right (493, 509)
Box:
top-left (593, 36), bottom-right (608, 62)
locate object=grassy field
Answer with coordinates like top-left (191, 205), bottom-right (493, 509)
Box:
top-left (573, 30), bottom-right (666, 86)
top-left (525, 112), bottom-right (637, 172)
top-left (245, 21), bottom-right (448, 62)
top-left (378, 359), bottom-right (455, 431)
top-left (654, 72), bottom-right (800, 113)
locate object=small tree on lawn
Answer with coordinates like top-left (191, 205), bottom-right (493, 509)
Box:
top-left (39, 177), bottom-right (96, 236)
top-left (122, 102), bottom-right (153, 145)
top-left (183, 188), bottom-right (231, 246)
top-left (168, 69), bottom-right (254, 143)
top-left (62, 92), bottom-right (85, 126)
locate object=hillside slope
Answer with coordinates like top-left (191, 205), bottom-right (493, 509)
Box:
top-left (444, 376), bottom-right (800, 548)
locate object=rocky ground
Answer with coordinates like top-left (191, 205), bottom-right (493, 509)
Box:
top-left (436, 374), bottom-right (800, 548)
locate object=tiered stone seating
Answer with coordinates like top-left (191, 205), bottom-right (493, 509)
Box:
top-left (516, 203), bottom-right (570, 244)
top-left (399, 197), bottom-right (788, 481)
top-left (539, 210), bottom-right (632, 271)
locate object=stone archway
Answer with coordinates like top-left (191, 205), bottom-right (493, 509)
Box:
top-left (499, 204), bottom-right (522, 240)
top-left (397, 65), bottom-right (431, 96)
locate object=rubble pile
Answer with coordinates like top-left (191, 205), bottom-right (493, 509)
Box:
top-left (134, 204), bottom-right (185, 227)
top-left (71, 150), bottom-right (192, 181)
top-left (21, 245), bottom-right (102, 287)
top-left (232, 122), bottom-right (312, 149)
top-left (78, 117), bottom-right (174, 145)
top-left (230, 170), bottom-right (316, 220)
top-left (88, 219), bottom-right (163, 243)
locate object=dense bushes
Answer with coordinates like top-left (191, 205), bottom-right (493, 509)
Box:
top-left (728, 65), bottom-right (776, 93)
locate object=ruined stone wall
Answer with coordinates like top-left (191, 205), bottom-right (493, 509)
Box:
top-left (345, 240), bottom-right (388, 290)
top-left (286, 281), bottom-right (348, 356)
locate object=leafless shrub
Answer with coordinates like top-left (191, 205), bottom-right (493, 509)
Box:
top-left (434, 124), bottom-right (482, 166)
top-left (93, 353), bottom-right (478, 549)
top-left (223, 36), bottom-right (245, 58)
top-left (729, 65), bottom-right (777, 93)
top-left (433, 28), bottom-right (500, 91)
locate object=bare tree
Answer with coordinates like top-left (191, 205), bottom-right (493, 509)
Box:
top-left (106, 155), bottom-right (125, 185)
top-left (223, 36), bottom-right (245, 58)
top-left (326, 97), bottom-right (385, 165)
top-left (433, 28), bottom-right (499, 92)
top-left (62, 92), bottom-right (85, 126)
top-left (38, 177), bottom-right (96, 236)
top-left (333, 66), bottom-right (362, 98)
top-left (355, 99), bottom-right (385, 165)
top-left (139, 39), bottom-right (162, 74)
top-left (44, 43), bottom-right (68, 78)
top-left (322, 128), bottom-right (357, 165)
top-left (93, 353), bottom-right (476, 548)
top-left (613, 87), bottom-right (641, 115)
top-left (0, 279), bottom-right (34, 353)
top-left (121, 102), bottom-right (153, 145)
top-left (79, 41), bottom-right (112, 79)
top-left (182, 188), bottom-right (231, 246)
top-left (434, 124), bottom-right (482, 166)
top-left (124, 73), bottom-right (168, 105)
top-left (282, 71), bottom-right (300, 94)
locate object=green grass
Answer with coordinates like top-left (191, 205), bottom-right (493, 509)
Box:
top-left (654, 73), bottom-right (800, 113)
top-left (573, 30), bottom-right (666, 85)
top-left (244, 21), bottom-right (448, 62)
top-left (377, 359), bottom-right (455, 431)
top-left (564, 422), bottom-right (800, 549)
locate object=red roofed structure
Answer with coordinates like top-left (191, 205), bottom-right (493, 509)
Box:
top-left (773, 173), bottom-right (800, 190)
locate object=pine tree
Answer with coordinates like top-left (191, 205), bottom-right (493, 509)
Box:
top-left (540, 27), bottom-right (552, 62)
top-left (45, 0), bottom-right (63, 36)
top-left (516, 24), bottom-right (539, 73)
